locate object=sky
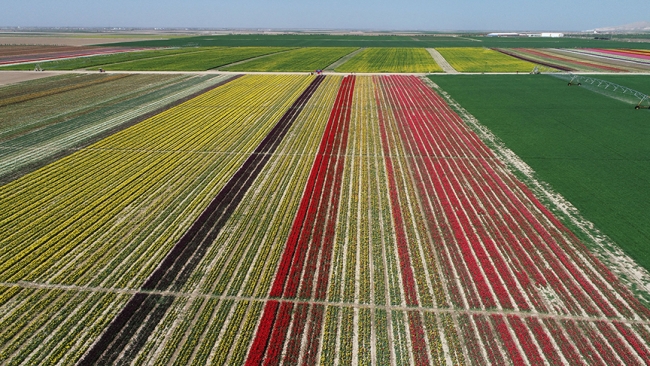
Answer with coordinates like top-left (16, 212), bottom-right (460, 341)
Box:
top-left (1, 0), bottom-right (647, 32)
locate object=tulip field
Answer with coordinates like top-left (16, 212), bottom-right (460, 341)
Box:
top-left (1, 72), bottom-right (650, 365)
top-left (495, 48), bottom-right (650, 72)
top-left (436, 47), bottom-right (539, 72)
top-left (335, 48), bottom-right (443, 73)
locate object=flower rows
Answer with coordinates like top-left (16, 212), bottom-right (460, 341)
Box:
top-left (369, 74), bottom-right (650, 364)
top-left (245, 75), bottom-right (356, 364)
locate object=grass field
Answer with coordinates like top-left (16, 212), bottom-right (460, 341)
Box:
top-left (335, 48), bottom-right (442, 73)
top-left (430, 74), bottom-right (650, 272)
top-left (436, 47), bottom-right (539, 72)
top-left (108, 34), bottom-right (650, 49)
top-left (594, 74), bottom-right (650, 94)
top-left (221, 47), bottom-right (357, 72)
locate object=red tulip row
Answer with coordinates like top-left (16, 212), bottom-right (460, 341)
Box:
top-left (374, 73), bottom-right (478, 308)
top-left (246, 76), bottom-right (355, 365)
top-left (375, 79), bottom-right (434, 365)
top-left (456, 314), bottom-right (484, 361)
top-left (378, 74), bottom-right (517, 310)
top-left (525, 317), bottom-right (564, 365)
top-left (282, 303), bottom-right (310, 365)
top-left (508, 315), bottom-right (544, 364)
top-left (579, 320), bottom-right (621, 364)
top-left (492, 314), bottom-right (527, 364)
top-left (407, 312), bottom-right (430, 366)
top-left (542, 318), bottom-right (583, 364)
top-left (473, 314), bottom-right (507, 364)
top-left (623, 326), bottom-right (650, 364)
top-left (596, 321), bottom-right (646, 364)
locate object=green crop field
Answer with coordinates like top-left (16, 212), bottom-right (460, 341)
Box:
top-left (108, 34), bottom-right (650, 49)
top-left (436, 47), bottom-right (539, 72)
top-left (335, 48), bottom-right (442, 73)
top-left (92, 47), bottom-right (291, 71)
top-left (430, 74), bottom-right (650, 271)
top-left (0, 48), bottom-right (199, 71)
top-left (590, 74), bottom-right (650, 95)
top-left (221, 47), bottom-right (357, 72)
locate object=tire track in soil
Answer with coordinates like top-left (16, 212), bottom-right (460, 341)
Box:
top-left (77, 75), bottom-right (325, 366)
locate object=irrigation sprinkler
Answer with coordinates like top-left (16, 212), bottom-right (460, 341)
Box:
top-left (551, 73), bottom-right (650, 109)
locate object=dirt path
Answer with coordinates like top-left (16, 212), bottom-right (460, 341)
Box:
top-left (6, 280), bottom-right (650, 327)
top-left (0, 71), bottom-right (59, 86)
top-left (426, 48), bottom-right (459, 74)
top-left (325, 47), bottom-right (366, 71)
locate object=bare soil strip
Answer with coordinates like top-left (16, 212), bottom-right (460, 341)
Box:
top-left (426, 48), bottom-right (459, 74)
top-left (77, 75), bottom-right (325, 365)
top-left (0, 71), bottom-right (58, 86)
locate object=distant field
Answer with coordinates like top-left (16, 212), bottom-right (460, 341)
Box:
top-left (436, 47), bottom-right (539, 72)
top-left (335, 48), bottom-right (441, 73)
top-left (95, 47), bottom-right (291, 71)
top-left (222, 47), bottom-right (357, 72)
top-left (430, 74), bottom-right (650, 272)
top-left (0, 48), bottom-right (197, 70)
top-left (496, 48), bottom-right (650, 72)
top-left (109, 34), bottom-right (650, 49)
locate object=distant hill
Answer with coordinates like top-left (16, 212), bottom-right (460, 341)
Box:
top-left (592, 21), bottom-right (650, 32)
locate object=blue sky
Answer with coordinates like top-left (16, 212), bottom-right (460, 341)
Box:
top-left (1, 0), bottom-right (646, 31)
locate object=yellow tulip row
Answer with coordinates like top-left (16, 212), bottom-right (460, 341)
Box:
top-left (224, 301), bottom-right (264, 365)
top-left (22, 292), bottom-right (124, 365)
top-left (206, 300), bottom-right (250, 365)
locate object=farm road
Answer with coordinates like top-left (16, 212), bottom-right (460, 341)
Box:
top-left (427, 48), bottom-right (459, 73)
top-left (324, 47), bottom-right (365, 70)
top-left (0, 71), bottom-right (59, 85)
top-left (6, 280), bottom-right (650, 327)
